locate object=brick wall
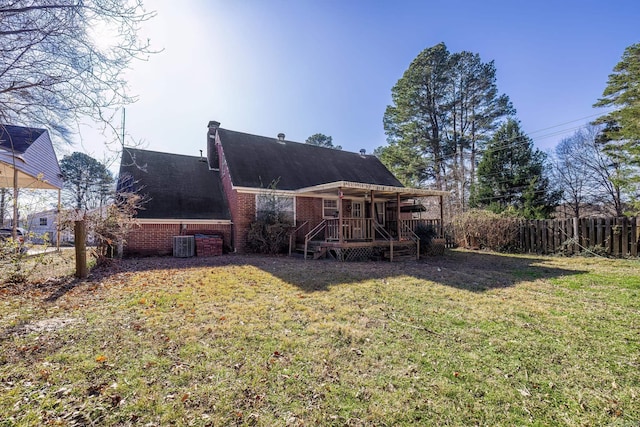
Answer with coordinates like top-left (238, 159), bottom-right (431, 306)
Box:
top-left (195, 235), bottom-right (223, 256)
top-left (231, 192), bottom-right (256, 253)
top-left (216, 133), bottom-right (260, 253)
top-left (125, 223), bottom-right (232, 257)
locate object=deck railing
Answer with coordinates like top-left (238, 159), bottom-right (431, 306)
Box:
top-left (392, 219), bottom-right (443, 238)
top-left (325, 218), bottom-right (375, 241)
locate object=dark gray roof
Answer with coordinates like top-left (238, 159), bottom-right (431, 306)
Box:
top-left (218, 128), bottom-right (403, 190)
top-left (118, 148), bottom-right (230, 220)
top-left (0, 124), bottom-right (63, 190)
top-left (0, 125), bottom-right (46, 154)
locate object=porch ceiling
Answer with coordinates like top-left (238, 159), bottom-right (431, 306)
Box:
top-left (0, 160), bottom-right (61, 190)
top-left (294, 180), bottom-right (448, 201)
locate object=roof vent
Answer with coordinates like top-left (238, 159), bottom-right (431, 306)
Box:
top-left (277, 133), bottom-right (285, 141)
top-left (360, 149), bottom-right (366, 156)
top-left (199, 149), bottom-right (206, 162)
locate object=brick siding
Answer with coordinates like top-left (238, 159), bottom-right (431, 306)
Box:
top-left (125, 223), bottom-right (231, 257)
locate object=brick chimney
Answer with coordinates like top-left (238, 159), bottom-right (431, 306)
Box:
top-left (207, 121), bottom-right (220, 170)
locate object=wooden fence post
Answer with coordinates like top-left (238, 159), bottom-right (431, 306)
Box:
top-left (75, 220), bottom-right (87, 279)
top-left (631, 217), bottom-right (638, 257)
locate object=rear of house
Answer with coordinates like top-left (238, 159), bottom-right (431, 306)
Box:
top-left (118, 121), bottom-right (447, 258)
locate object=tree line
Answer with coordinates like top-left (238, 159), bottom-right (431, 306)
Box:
top-left (377, 42), bottom-right (640, 219)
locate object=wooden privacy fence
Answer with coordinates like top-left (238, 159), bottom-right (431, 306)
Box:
top-left (520, 217), bottom-right (639, 257)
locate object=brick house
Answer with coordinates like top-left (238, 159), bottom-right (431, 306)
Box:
top-left (119, 121), bottom-right (447, 259)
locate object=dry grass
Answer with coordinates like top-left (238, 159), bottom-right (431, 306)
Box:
top-left (0, 250), bottom-right (638, 426)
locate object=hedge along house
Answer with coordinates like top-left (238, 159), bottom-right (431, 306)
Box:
top-left (119, 121), bottom-right (447, 260)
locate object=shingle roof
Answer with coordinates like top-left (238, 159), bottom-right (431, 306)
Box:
top-left (0, 124), bottom-right (62, 190)
top-left (0, 125), bottom-right (46, 155)
top-left (118, 148), bottom-right (230, 220)
top-left (218, 128), bottom-right (403, 190)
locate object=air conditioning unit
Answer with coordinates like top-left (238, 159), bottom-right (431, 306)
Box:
top-left (173, 235), bottom-right (195, 258)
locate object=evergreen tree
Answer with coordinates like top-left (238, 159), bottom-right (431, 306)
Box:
top-left (472, 120), bottom-right (560, 218)
top-left (305, 133), bottom-right (341, 150)
top-left (60, 152), bottom-right (114, 210)
top-left (593, 42), bottom-right (640, 212)
top-left (379, 42), bottom-right (513, 213)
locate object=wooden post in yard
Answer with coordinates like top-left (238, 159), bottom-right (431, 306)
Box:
top-left (75, 220), bottom-right (87, 279)
top-left (439, 195), bottom-right (444, 238)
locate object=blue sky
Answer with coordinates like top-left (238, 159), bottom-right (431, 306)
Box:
top-left (78, 0), bottom-right (639, 162)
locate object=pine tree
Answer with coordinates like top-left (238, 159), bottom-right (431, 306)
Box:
top-left (378, 42), bottom-right (513, 213)
top-left (472, 120), bottom-right (560, 218)
top-left (305, 133), bottom-right (341, 150)
top-left (593, 42), bottom-right (640, 212)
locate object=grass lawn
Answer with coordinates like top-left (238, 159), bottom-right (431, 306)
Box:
top-left (0, 250), bottom-right (638, 426)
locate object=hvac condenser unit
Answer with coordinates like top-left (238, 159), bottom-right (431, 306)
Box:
top-left (173, 235), bottom-right (195, 258)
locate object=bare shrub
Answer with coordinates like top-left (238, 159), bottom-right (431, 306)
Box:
top-left (453, 209), bottom-right (521, 252)
top-left (247, 183), bottom-right (293, 255)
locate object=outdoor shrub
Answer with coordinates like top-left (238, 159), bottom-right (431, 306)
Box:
top-left (453, 209), bottom-right (521, 252)
top-left (414, 223), bottom-right (438, 254)
top-left (247, 212), bottom-right (292, 254)
top-left (247, 185), bottom-right (293, 254)
top-left (0, 238), bottom-right (51, 284)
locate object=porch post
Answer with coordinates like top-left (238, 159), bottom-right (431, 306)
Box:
top-left (338, 187), bottom-right (343, 244)
top-left (370, 191), bottom-right (375, 242)
top-left (396, 193), bottom-right (401, 238)
top-left (56, 189), bottom-right (61, 250)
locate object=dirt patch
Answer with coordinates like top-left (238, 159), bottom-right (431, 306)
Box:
top-left (5, 317), bottom-right (83, 338)
top-left (22, 317), bottom-right (82, 333)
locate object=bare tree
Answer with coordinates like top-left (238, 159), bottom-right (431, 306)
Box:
top-left (0, 0), bottom-right (155, 142)
top-left (553, 125), bottom-right (627, 217)
top-left (0, 1), bottom-right (154, 252)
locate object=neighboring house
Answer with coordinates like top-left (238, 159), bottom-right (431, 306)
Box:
top-left (0, 125), bottom-right (63, 190)
top-left (26, 209), bottom-right (60, 244)
top-left (27, 208), bottom-right (102, 245)
top-left (118, 121), bottom-right (447, 259)
top-left (0, 125), bottom-right (64, 244)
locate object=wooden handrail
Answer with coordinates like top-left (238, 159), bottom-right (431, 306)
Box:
top-left (304, 220), bottom-right (327, 260)
top-left (372, 221), bottom-right (394, 261)
top-left (288, 220), bottom-right (309, 256)
top-left (372, 221), bottom-right (392, 241)
top-left (400, 221), bottom-right (421, 260)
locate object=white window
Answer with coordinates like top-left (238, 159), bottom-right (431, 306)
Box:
top-left (351, 201), bottom-right (363, 218)
top-left (256, 194), bottom-right (294, 223)
top-left (323, 199), bottom-right (338, 218)
top-left (39, 218), bottom-right (48, 226)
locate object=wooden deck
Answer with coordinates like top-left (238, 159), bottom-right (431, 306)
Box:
top-left (297, 239), bottom-right (418, 262)
top-left (288, 218), bottom-right (447, 262)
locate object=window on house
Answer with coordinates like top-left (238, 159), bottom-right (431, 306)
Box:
top-left (39, 218), bottom-right (47, 226)
top-left (351, 201), bottom-right (363, 218)
top-left (323, 199), bottom-right (338, 218)
top-left (256, 194), bottom-right (294, 223)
